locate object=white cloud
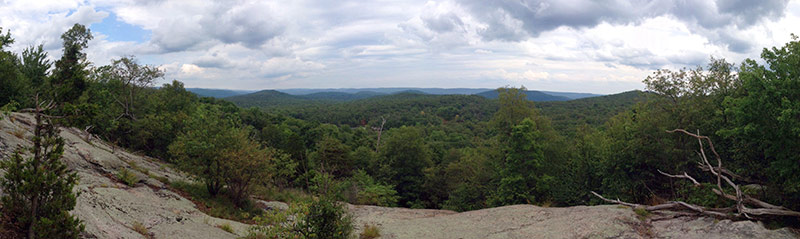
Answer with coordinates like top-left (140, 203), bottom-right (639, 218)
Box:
top-left (180, 64), bottom-right (203, 75)
top-left (1, 0), bottom-right (798, 94)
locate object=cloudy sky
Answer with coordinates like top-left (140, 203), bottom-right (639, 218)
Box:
top-left (1, 0), bottom-right (798, 94)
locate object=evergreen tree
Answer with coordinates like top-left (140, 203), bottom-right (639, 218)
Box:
top-left (20, 45), bottom-right (51, 94)
top-left (0, 97), bottom-right (84, 238)
top-left (51, 24), bottom-right (92, 104)
top-left (0, 27), bottom-right (30, 107)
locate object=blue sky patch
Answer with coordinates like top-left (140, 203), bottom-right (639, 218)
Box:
top-left (90, 11), bottom-right (151, 43)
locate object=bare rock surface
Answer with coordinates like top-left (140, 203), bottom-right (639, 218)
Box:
top-left (0, 113), bottom-right (248, 239)
top-left (351, 204), bottom-right (798, 239)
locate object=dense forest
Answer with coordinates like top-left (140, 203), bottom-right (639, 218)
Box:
top-left (1, 24), bottom-right (799, 237)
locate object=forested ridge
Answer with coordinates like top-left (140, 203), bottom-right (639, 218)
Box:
top-left (2, 24), bottom-right (800, 237)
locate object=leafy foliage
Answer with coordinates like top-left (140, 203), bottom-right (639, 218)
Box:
top-left (0, 105), bottom-right (84, 238)
top-left (248, 197), bottom-right (353, 239)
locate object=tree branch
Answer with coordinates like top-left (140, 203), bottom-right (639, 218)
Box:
top-left (590, 129), bottom-right (800, 220)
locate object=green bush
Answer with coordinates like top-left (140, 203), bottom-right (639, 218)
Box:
top-left (347, 170), bottom-right (399, 207)
top-left (170, 181), bottom-right (262, 222)
top-left (360, 224), bottom-right (380, 239)
top-left (216, 223), bottom-right (234, 234)
top-left (247, 202), bottom-right (307, 239)
top-left (298, 197), bottom-right (353, 239)
top-left (248, 197), bottom-right (353, 239)
top-left (116, 168), bottom-right (139, 187)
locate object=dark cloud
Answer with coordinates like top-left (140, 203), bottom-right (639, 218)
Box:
top-left (200, 3), bottom-right (284, 48)
top-left (148, 1), bottom-right (284, 53)
top-left (717, 0), bottom-right (788, 26)
top-left (717, 32), bottom-right (753, 53)
top-left (422, 12), bottom-right (464, 32)
top-left (611, 47), bottom-right (670, 69)
top-left (193, 56), bottom-right (230, 68)
top-left (462, 0), bottom-right (644, 40)
top-left (476, 9), bottom-right (529, 41)
top-left (150, 18), bottom-right (204, 52)
top-left (591, 47), bottom-right (706, 69)
top-left (458, 0), bottom-right (789, 50)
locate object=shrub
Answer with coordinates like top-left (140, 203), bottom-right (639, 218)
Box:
top-left (132, 221), bottom-right (151, 238)
top-left (360, 224), bottom-right (380, 239)
top-left (248, 202), bottom-right (307, 238)
top-left (346, 170), bottom-right (399, 207)
top-left (170, 181), bottom-right (262, 223)
top-left (116, 168), bottom-right (139, 187)
top-left (248, 197), bottom-right (354, 239)
top-left (298, 197), bottom-right (353, 239)
top-left (217, 223), bottom-right (234, 234)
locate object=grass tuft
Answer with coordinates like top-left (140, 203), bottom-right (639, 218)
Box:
top-left (132, 221), bottom-right (152, 238)
top-left (116, 168), bottom-right (139, 187)
top-left (633, 207), bottom-right (650, 221)
top-left (217, 223), bottom-right (234, 234)
top-left (11, 127), bottom-right (25, 139)
top-left (360, 224), bottom-right (381, 239)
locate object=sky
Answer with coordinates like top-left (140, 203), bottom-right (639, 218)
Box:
top-left (1, 0), bottom-right (798, 94)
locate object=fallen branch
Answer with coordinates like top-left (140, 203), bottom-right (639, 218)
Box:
top-left (591, 129), bottom-right (800, 220)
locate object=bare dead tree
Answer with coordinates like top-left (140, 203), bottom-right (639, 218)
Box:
top-left (591, 129), bottom-right (800, 220)
top-left (375, 116), bottom-right (386, 153)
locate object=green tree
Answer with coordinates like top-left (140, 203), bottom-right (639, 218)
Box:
top-left (311, 137), bottom-right (353, 178)
top-left (490, 87), bottom-right (537, 137)
top-left (20, 45), bottom-right (51, 94)
top-left (51, 24), bottom-right (92, 104)
top-left (221, 128), bottom-right (283, 207)
top-left (378, 126), bottom-right (431, 207)
top-left (0, 27), bottom-right (29, 107)
top-left (98, 56), bottom-right (163, 120)
top-left (168, 104), bottom-right (237, 196)
top-left (0, 99), bottom-right (84, 238)
top-left (130, 81), bottom-right (197, 159)
top-left (441, 148), bottom-right (494, 211)
top-left (489, 118), bottom-right (553, 206)
top-left (722, 34), bottom-right (800, 210)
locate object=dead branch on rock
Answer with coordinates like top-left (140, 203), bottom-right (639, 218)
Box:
top-left (592, 129), bottom-right (800, 220)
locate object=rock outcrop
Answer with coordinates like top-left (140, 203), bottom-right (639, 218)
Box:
top-left (349, 204), bottom-right (798, 239)
top-left (0, 113), bottom-right (248, 239)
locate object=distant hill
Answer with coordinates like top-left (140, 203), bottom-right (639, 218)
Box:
top-left (186, 88), bottom-right (254, 98)
top-left (190, 87), bottom-right (601, 102)
top-left (536, 90), bottom-right (647, 134)
top-left (278, 88), bottom-right (491, 95)
top-left (299, 91), bottom-right (386, 101)
top-left (539, 91), bottom-right (600, 100)
top-left (286, 93), bottom-right (497, 128)
top-left (224, 90), bottom-right (312, 108)
top-left (279, 88), bottom-right (601, 99)
top-left (225, 88), bottom-right (645, 134)
top-left (476, 90), bottom-right (571, 102)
